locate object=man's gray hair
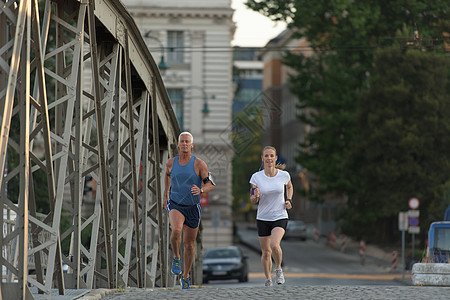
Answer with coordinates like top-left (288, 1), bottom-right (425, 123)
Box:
top-left (178, 131), bottom-right (194, 143)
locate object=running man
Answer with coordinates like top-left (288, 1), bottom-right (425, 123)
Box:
top-left (163, 131), bottom-right (215, 289)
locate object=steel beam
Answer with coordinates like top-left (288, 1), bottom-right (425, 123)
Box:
top-left (1, 1), bottom-right (180, 298)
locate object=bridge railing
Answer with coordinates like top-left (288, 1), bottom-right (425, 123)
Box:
top-left (0, 0), bottom-right (180, 298)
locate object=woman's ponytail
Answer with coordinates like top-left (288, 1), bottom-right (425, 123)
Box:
top-left (275, 163), bottom-right (286, 170)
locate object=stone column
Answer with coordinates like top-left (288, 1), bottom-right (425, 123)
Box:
top-left (189, 30), bottom-right (205, 142)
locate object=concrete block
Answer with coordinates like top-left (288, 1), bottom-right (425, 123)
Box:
top-left (412, 263), bottom-right (450, 286)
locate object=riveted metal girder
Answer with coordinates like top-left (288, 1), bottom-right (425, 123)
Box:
top-left (0, 0), bottom-right (180, 298)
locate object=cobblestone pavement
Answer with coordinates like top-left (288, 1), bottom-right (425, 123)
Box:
top-left (34, 225), bottom-right (448, 299)
top-left (93, 285), bottom-right (450, 300)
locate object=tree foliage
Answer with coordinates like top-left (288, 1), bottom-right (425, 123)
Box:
top-left (231, 106), bottom-right (263, 219)
top-left (344, 48), bottom-right (450, 241)
top-left (246, 0), bottom-right (450, 242)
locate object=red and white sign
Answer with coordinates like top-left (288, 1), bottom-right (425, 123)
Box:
top-left (200, 192), bottom-right (209, 207)
top-left (391, 251), bottom-right (398, 271)
top-left (408, 197), bottom-right (420, 210)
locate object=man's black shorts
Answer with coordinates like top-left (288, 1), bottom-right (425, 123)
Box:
top-left (256, 219), bottom-right (288, 237)
top-left (167, 199), bottom-right (201, 229)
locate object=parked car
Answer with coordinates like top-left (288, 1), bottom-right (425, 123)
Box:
top-left (426, 221), bottom-right (450, 263)
top-left (202, 246), bottom-right (249, 283)
top-left (284, 220), bottom-right (307, 241)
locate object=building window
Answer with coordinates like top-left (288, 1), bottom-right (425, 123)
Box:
top-left (167, 31), bottom-right (184, 64)
top-left (167, 89), bottom-right (184, 128)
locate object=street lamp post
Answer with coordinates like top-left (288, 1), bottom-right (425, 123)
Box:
top-left (183, 86), bottom-right (213, 142)
top-left (143, 32), bottom-right (169, 75)
top-left (186, 85), bottom-right (213, 116)
top-left (202, 100), bottom-right (210, 115)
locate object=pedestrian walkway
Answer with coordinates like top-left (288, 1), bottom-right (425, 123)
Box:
top-left (31, 288), bottom-right (91, 300)
top-left (91, 285), bottom-right (450, 300)
top-left (33, 223), bottom-right (422, 299)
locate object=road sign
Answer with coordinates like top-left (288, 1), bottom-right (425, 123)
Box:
top-left (200, 192), bottom-right (209, 207)
top-left (408, 210), bottom-right (420, 217)
top-left (407, 209), bottom-right (420, 234)
top-left (409, 217), bottom-right (419, 227)
top-left (408, 226), bottom-right (420, 234)
top-left (398, 212), bottom-right (408, 231)
top-left (409, 197), bottom-right (420, 210)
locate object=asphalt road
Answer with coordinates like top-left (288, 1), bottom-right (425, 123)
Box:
top-left (210, 225), bottom-right (412, 287)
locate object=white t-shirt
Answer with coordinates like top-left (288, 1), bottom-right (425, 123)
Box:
top-left (249, 169), bottom-right (291, 221)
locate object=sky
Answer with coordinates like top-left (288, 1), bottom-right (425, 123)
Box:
top-left (231, 0), bottom-right (286, 47)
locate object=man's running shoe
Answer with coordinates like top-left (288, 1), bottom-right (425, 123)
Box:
top-left (171, 257), bottom-right (182, 275)
top-left (275, 268), bottom-right (285, 284)
top-left (180, 276), bottom-right (191, 289)
top-left (265, 279), bottom-right (273, 287)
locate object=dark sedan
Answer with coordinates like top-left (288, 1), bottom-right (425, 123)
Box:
top-left (202, 246), bottom-right (249, 283)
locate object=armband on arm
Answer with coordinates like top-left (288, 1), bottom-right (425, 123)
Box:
top-left (202, 172), bottom-right (216, 186)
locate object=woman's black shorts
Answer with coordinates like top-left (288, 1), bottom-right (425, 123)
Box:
top-left (256, 219), bottom-right (288, 237)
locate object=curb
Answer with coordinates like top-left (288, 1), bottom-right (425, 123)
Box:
top-left (412, 263), bottom-right (450, 286)
top-left (75, 286), bottom-right (210, 299)
top-left (76, 288), bottom-right (118, 300)
top-left (239, 238), bottom-right (261, 254)
top-left (238, 228), bottom-right (261, 255)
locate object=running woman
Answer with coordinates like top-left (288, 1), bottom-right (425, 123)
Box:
top-left (250, 146), bottom-right (293, 286)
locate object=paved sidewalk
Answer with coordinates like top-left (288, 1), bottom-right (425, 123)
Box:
top-left (94, 285), bottom-right (450, 300)
top-left (33, 224), bottom-right (421, 299)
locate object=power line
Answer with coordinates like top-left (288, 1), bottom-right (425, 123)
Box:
top-left (148, 41), bottom-right (448, 53)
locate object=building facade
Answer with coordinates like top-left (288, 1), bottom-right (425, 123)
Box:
top-left (232, 47), bottom-right (263, 118)
top-left (122, 0), bottom-right (235, 249)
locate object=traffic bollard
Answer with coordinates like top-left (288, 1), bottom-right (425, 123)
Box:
top-left (314, 227), bottom-right (319, 242)
top-left (359, 240), bottom-right (366, 265)
top-left (330, 233), bottom-right (336, 248)
top-left (391, 251), bottom-right (398, 272)
top-left (339, 235), bottom-right (347, 253)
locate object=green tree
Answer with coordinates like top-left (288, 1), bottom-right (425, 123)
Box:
top-left (247, 0), bottom-right (449, 195)
top-left (232, 106), bottom-right (263, 221)
top-left (344, 48), bottom-right (450, 242)
top-left (246, 0), bottom-right (450, 243)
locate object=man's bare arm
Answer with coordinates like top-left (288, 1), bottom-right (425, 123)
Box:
top-left (163, 159), bottom-right (173, 209)
top-left (192, 159), bottom-right (215, 195)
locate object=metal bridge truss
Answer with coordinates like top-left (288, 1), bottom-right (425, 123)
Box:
top-left (0, 0), bottom-right (180, 298)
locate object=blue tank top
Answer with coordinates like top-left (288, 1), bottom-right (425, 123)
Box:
top-left (170, 156), bottom-right (202, 205)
